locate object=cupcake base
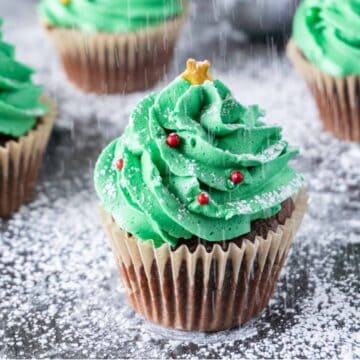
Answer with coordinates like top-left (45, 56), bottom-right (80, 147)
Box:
top-left (100, 190), bottom-right (307, 332)
top-left (43, 14), bottom-right (186, 94)
top-left (287, 40), bottom-right (360, 142)
top-left (0, 97), bottom-right (55, 218)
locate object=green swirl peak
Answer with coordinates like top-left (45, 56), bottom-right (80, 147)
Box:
top-left (0, 18), bottom-right (48, 138)
top-left (292, 0), bottom-right (360, 77)
top-left (94, 60), bottom-right (303, 247)
top-left (38, 0), bottom-right (185, 33)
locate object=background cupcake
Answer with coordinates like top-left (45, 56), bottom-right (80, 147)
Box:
top-left (287, 0), bottom-right (360, 142)
top-left (94, 59), bottom-right (307, 332)
top-left (1, 1), bottom-right (358, 356)
top-left (0, 18), bottom-right (54, 217)
top-left (38, 0), bottom-right (187, 94)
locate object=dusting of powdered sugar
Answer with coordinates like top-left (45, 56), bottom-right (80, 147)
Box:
top-left (0, 1), bottom-right (359, 358)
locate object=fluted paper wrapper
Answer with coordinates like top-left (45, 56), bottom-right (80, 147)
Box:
top-left (43, 14), bottom-right (186, 94)
top-left (0, 97), bottom-right (55, 217)
top-left (100, 190), bottom-right (307, 332)
top-left (287, 40), bottom-right (360, 142)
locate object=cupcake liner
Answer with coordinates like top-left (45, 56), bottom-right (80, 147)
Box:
top-left (0, 97), bottom-right (55, 218)
top-left (287, 40), bottom-right (360, 142)
top-left (99, 189), bottom-right (308, 332)
top-left (43, 13), bottom-right (186, 94)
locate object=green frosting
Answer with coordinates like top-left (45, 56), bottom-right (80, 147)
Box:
top-left (94, 75), bottom-right (303, 247)
top-left (0, 19), bottom-right (48, 138)
top-left (38, 0), bottom-right (184, 33)
top-left (292, 0), bottom-right (360, 77)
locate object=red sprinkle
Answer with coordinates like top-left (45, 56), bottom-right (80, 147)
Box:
top-left (197, 192), bottom-right (209, 205)
top-left (166, 133), bottom-right (181, 147)
top-left (230, 170), bottom-right (244, 184)
top-left (116, 159), bottom-right (124, 170)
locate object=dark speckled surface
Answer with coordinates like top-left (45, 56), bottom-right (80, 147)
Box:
top-left (0, 0), bottom-right (359, 358)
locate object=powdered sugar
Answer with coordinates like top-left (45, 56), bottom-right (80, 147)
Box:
top-left (0, 0), bottom-right (359, 358)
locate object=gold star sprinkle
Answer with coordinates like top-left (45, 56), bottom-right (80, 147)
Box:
top-left (60, 0), bottom-right (71, 5)
top-left (181, 59), bottom-right (213, 85)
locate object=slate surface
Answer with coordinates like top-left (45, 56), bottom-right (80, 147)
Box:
top-left (0, 0), bottom-right (359, 358)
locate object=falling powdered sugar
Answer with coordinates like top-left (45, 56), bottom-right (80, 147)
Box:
top-left (0, 1), bottom-right (359, 358)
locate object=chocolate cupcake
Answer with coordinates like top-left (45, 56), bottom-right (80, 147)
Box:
top-left (0, 18), bottom-right (55, 217)
top-left (95, 59), bottom-right (307, 331)
top-left (287, 0), bottom-right (360, 142)
top-left (38, 0), bottom-right (187, 94)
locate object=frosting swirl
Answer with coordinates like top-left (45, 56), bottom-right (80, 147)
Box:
top-left (0, 19), bottom-right (48, 138)
top-left (292, 0), bottom-right (360, 77)
top-left (94, 61), bottom-right (303, 247)
top-left (38, 0), bottom-right (185, 33)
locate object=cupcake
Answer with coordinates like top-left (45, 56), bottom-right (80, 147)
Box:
top-left (94, 59), bottom-right (307, 331)
top-left (287, 0), bottom-right (360, 142)
top-left (0, 19), bottom-right (55, 217)
top-left (38, 0), bottom-right (187, 94)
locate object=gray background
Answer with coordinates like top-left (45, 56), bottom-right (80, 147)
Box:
top-left (0, 0), bottom-right (359, 358)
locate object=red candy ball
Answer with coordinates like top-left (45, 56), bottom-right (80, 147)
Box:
top-left (166, 133), bottom-right (181, 147)
top-left (116, 158), bottom-right (124, 170)
top-left (197, 192), bottom-right (209, 205)
top-left (230, 170), bottom-right (244, 184)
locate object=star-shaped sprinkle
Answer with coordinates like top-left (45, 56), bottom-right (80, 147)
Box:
top-left (181, 59), bottom-right (213, 85)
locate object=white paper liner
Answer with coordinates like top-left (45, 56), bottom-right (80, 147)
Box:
top-left (100, 189), bottom-right (308, 332)
top-left (287, 40), bottom-right (360, 142)
top-left (0, 97), bottom-right (56, 217)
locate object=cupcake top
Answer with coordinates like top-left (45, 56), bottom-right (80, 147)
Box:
top-left (0, 19), bottom-right (48, 138)
top-left (292, 0), bottom-right (360, 77)
top-left (94, 59), bottom-right (303, 247)
top-left (38, 0), bottom-right (185, 33)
